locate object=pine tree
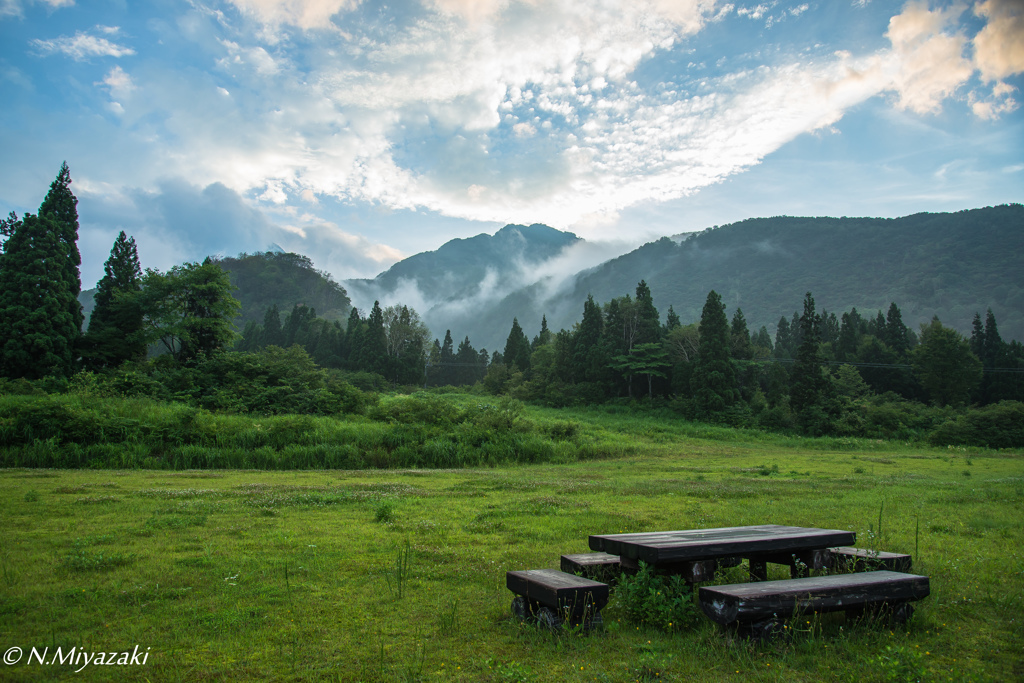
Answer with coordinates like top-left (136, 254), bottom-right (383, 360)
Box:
top-left (439, 329), bottom-right (455, 385)
top-left (774, 316), bottom-right (792, 359)
top-left (81, 231), bottom-right (145, 369)
top-left (634, 280), bottom-right (661, 345)
top-left (689, 290), bottom-right (736, 416)
top-left (884, 303), bottom-right (910, 358)
top-left (0, 213), bottom-right (81, 378)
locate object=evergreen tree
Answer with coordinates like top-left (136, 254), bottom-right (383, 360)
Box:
top-left (970, 312), bottom-right (985, 358)
top-left (532, 314), bottom-right (553, 349)
top-left (836, 309), bottom-right (864, 362)
top-left (774, 316), bottom-right (792, 358)
top-left (504, 318), bottom-right (531, 372)
top-left (341, 307), bottom-right (363, 368)
top-left (360, 301), bottom-right (388, 375)
top-left (263, 304), bottom-right (284, 347)
top-left (438, 329), bottom-right (455, 385)
top-left (913, 317), bottom-right (982, 407)
top-left (730, 308), bottom-right (752, 360)
top-left (80, 231), bottom-right (145, 369)
top-left (665, 305), bottom-right (681, 331)
top-left (689, 290), bottom-right (736, 416)
top-left (634, 280), bottom-right (661, 345)
top-left (790, 292), bottom-right (836, 433)
top-left (573, 295), bottom-right (604, 383)
top-left (884, 303), bottom-right (910, 357)
top-left (0, 213), bottom-right (80, 378)
top-left (456, 336), bottom-right (478, 385)
top-left (38, 162), bottom-right (84, 338)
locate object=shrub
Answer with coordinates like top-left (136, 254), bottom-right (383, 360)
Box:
top-left (614, 562), bottom-right (698, 631)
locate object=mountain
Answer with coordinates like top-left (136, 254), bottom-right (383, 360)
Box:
top-left (346, 223), bottom-right (582, 349)
top-left (216, 252), bottom-right (352, 325)
top-left (350, 206), bottom-right (1024, 349)
top-left (557, 205), bottom-right (1024, 341)
top-left (80, 252), bottom-right (353, 332)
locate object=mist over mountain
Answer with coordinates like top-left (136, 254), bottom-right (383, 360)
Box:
top-left (350, 205), bottom-right (1024, 350)
top-left (346, 223), bottom-right (619, 351)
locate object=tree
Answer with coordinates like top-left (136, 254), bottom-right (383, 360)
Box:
top-left (504, 318), bottom-right (531, 372)
top-left (134, 259), bottom-right (240, 363)
top-left (80, 231), bottom-right (145, 369)
top-left (790, 292), bottom-right (838, 433)
top-left (913, 317), bottom-right (982, 407)
top-left (0, 213), bottom-right (81, 378)
top-left (39, 162), bottom-right (84, 337)
top-left (383, 304), bottom-right (429, 386)
top-left (730, 308), bottom-right (752, 360)
top-left (665, 305), bottom-right (681, 331)
top-left (611, 342), bottom-right (670, 400)
top-left (360, 301), bottom-right (388, 375)
top-left (689, 290), bottom-right (736, 415)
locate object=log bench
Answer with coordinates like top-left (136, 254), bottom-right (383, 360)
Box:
top-left (830, 547), bottom-right (912, 573)
top-left (506, 569), bottom-right (609, 629)
top-left (560, 552), bottom-right (621, 582)
top-left (698, 570), bottom-right (929, 638)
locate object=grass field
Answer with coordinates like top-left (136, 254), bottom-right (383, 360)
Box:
top-left (0, 401), bottom-right (1021, 682)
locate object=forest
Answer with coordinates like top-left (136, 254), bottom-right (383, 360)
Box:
top-left (1, 164), bottom-right (1023, 469)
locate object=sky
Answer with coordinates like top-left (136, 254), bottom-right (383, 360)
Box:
top-left (1, 0), bottom-right (1022, 290)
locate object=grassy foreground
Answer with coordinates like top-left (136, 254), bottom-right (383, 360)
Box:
top-left (0, 406), bottom-right (1021, 682)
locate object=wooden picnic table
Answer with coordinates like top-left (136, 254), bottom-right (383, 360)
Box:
top-left (589, 524), bottom-right (856, 582)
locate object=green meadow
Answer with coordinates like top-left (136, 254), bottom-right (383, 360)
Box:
top-left (0, 399), bottom-right (1021, 682)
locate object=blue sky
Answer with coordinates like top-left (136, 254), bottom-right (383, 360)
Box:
top-left (1, 0), bottom-right (1022, 289)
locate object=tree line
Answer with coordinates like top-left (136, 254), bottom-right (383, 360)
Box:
top-left (2, 165), bottom-right (1021, 445)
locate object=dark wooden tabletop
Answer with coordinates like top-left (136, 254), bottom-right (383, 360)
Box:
top-left (589, 524), bottom-right (856, 564)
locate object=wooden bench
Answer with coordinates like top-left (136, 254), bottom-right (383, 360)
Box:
top-left (698, 570), bottom-right (929, 637)
top-left (560, 552), bottom-right (620, 582)
top-left (507, 569), bottom-right (609, 629)
top-left (831, 547), bottom-right (912, 573)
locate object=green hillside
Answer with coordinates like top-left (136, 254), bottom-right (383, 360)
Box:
top-left (559, 205), bottom-right (1024, 340)
top-left (214, 251), bottom-right (352, 325)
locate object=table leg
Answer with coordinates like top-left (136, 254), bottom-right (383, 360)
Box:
top-left (749, 558), bottom-right (767, 582)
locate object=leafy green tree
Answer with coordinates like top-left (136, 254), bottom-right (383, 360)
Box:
top-left (263, 304), bottom-right (284, 347)
top-left (0, 213), bottom-right (81, 378)
top-left (611, 342), bottom-right (670, 400)
top-left (134, 259), bottom-right (240, 362)
top-left (689, 290), bottom-right (736, 415)
top-left (912, 316), bottom-right (982, 407)
top-left (383, 304), bottom-right (429, 386)
top-left (80, 231), bottom-right (145, 369)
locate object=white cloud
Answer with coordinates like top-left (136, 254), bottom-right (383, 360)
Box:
top-left (972, 0), bottom-right (1024, 81)
top-left (97, 65), bottom-right (135, 98)
top-left (31, 27), bottom-right (136, 60)
top-left (883, 1), bottom-right (973, 114)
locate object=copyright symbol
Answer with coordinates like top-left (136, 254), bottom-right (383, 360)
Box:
top-left (3, 647), bottom-right (22, 665)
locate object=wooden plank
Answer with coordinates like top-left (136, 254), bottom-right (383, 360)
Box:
top-left (590, 525), bottom-right (856, 564)
top-left (506, 569), bottom-right (610, 615)
top-left (698, 570), bottom-right (930, 626)
top-left (561, 553), bottom-right (620, 581)
top-left (831, 547), bottom-right (912, 573)
top-left (618, 556), bottom-right (718, 583)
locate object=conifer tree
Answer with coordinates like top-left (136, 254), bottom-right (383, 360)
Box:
top-left (572, 295), bottom-right (603, 382)
top-left (263, 304), bottom-right (284, 347)
top-left (730, 308), bottom-right (752, 360)
top-left (39, 162), bottom-right (84, 336)
top-left (504, 318), bottom-right (530, 372)
top-left (80, 231), bottom-right (145, 369)
top-left (690, 290), bottom-right (736, 415)
top-left (790, 292), bottom-right (838, 433)
top-left (360, 301), bottom-right (388, 375)
top-left (665, 305), bottom-right (681, 331)
top-left (0, 213), bottom-right (80, 378)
